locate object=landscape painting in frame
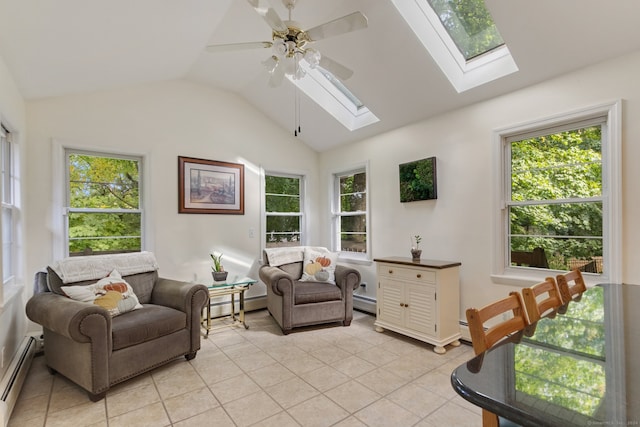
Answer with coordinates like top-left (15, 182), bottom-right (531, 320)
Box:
top-left (399, 156), bottom-right (437, 202)
top-left (178, 156), bottom-right (244, 214)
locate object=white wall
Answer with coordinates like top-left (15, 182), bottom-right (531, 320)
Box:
top-left (320, 50), bottom-right (640, 319)
top-left (0, 54), bottom-right (27, 379)
top-left (25, 80), bottom-right (320, 307)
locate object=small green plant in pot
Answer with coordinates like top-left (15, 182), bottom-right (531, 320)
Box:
top-left (210, 253), bottom-right (228, 282)
top-left (411, 235), bottom-right (422, 261)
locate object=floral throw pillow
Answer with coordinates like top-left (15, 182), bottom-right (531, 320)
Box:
top-left (299, 248), bottom-right (338, 284)
top-left (61, 269), bottom-right (143, 317)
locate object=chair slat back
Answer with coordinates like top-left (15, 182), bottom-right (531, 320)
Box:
top-left (556, 269), bottom-right (587, 304)
top-left (466, 292), bottom-right (528, 356)
top-left (522, 277), bottom-right (563, 323)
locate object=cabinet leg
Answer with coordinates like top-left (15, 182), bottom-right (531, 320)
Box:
top-left (375, 326), bottom-right (384, 333)
top-left (450, 340), bottom-right (461, 347)
top-left (433, 345), bottom-right (446, 354)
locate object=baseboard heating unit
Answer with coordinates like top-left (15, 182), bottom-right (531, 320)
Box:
top-left (0, 336), bottom-right (36, 427)
top-left (353, 294), bottom-right (376, 314)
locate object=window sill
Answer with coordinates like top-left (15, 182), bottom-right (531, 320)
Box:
top-left (492, 267), bottom-right (605, 288)
top-left (338, 255), bottom-right (372, 267)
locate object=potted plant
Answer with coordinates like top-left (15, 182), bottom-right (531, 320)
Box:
top-left (411, 235), bottom-right (422, 261)
top-left (210, 253), bottom-right (228, 282)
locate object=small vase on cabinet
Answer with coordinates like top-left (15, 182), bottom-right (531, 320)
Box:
top-left (411, 235), bottom-right (422, 261)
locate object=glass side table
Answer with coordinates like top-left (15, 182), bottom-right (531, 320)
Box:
top-left (202, 276), bottom-right (257, 337)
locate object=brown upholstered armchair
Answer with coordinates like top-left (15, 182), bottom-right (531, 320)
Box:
top-left (259, 247), bottom-right (361, 334)
top-left (26, 252), bottom-right (208, 401)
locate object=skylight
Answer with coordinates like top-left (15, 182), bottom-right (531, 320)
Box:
top-left (391, 0), bottom-right (518, 92)
top-left (426, 0), bottom-right (504, 60)
top-left (288, 63), bottom-right (379, 131)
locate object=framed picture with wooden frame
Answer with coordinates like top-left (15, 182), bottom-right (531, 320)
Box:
top-left (178, 156), bottom-right (244, 214)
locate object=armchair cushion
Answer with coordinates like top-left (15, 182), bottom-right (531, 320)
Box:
top-left (111, 305), bottom-right (186, 351)
top-left (294, 282), bottom-right (343, 304)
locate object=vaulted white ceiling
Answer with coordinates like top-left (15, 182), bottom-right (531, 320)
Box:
top-left (2, 0), bottom-right (640, 151)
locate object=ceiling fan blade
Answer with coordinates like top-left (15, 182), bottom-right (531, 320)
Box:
top-left (246, 0), bottom-right (288, 34)
top-left (305, 11), bottom-right (368, 41)
top-left (206, 41), bottom-right (272, 53)
top-left (318, 56), bottom-right (354, 81)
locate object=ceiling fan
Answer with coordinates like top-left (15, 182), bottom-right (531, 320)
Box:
top-left (206, 0), bottom-right (368, 87)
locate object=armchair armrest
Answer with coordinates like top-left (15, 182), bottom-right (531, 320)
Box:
top-left (150, 278), bottom-right (208, 355)
top-left (334, 265), bottom-right (361, 294)
top-left (259, 265), bottom-right (295, 296)
top-left (26, 292), bottom-right (111, 344)
top-left (151, 278), bottom-right (208, 314)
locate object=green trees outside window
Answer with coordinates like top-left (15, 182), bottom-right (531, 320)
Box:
top-left (427, 0), bottom-right (505, 60)
top-left (265, 174), bottom-right (302, 248)
top-left (509, 125), bottom-right (603, 273)
top-left (337, 171), bottom-right (367, 253)
top-left (67, 153), bottom-right (141, 256)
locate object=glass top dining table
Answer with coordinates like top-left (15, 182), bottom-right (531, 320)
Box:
top-left (451, 283), bottom-right (640, 427)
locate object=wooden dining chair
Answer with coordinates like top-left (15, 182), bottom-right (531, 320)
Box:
top-left (466, 292), bottom-right (528, 355)
top-left (556, 268), bottom-right (587, 304)
top-left (466, 292), bottom-right (528, 427)
top-left (521, 277), bottom-right (563, 323)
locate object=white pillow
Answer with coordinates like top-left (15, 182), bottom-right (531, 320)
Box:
top-left (61, 269), bottom-right (142, 317)
top-left (299, 248), bottom-right (339, 284)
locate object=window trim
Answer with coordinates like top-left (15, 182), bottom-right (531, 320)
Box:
top-left (492, 101), bottom-right (622, 286)
top-left (261, 170), bottom-right (307, 250)
top-left (330, 162), bottom-right (371, 263)
top-left (52, 140), bottom-right (149, 259)
top-left (1, 125), bottom-right (15, 288)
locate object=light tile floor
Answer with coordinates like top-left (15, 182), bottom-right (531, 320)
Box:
top-left (9, 310), bottom-right (482, 427)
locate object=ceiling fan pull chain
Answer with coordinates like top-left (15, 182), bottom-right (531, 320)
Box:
top-left (294, 87), bottom-right (301, 137)
top-left (297, 88), bottom-right (301, 135)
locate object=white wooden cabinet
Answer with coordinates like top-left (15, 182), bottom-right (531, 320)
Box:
top-left (374, 257), bottom-right (461, 354)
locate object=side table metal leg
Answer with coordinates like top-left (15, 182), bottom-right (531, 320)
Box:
top-left (230, 290), bottom-right (236, 321)
top-left (240, 288), bottom-right (248, 329)
top-left (202, 301), bottom-right (211, 338)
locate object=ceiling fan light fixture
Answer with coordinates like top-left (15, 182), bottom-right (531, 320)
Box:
top-left (272, 38), bottom-right (287, 57)
top-left (285, 40), bottom-right (297, 57)
top-left (262, 55), bottom-right (279, 73)
top-left (304, 49), bottom-right (321, 68)
top-left (293, 52), bottom-right (306, 79)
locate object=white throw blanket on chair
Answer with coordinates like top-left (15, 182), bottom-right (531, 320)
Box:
top-left (50, 251), bottom-right (159, 284)
top-left (264, 246), bottom-right (331, 267)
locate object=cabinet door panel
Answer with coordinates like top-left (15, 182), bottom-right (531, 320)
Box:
top-left (378, 279), bottom-right (403, 324)
top-left (404, 283), bottom-right (435, 334)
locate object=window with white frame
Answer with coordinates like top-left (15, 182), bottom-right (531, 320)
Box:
top-left (332, 167), bottom-right (369, 260)
top-left (495, 102), bottom-right (621, 282)
top-left (264, 173), bottom-right (305, 248)
top-left (65, 150), bottom-right (142, 256)
top-left (1, 124), bottom-right (15, 285)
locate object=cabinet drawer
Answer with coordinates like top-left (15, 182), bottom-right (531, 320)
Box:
top-left (378, 264), bottom-right (436, 283)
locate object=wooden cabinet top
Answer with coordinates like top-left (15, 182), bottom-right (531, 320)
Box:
top-left (374, 257), bottom-right (461, 269)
